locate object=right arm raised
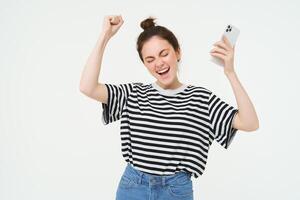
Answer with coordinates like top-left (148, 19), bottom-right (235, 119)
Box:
top-left (79, 33), bottom-right (110, 104)
top-left (79, 15), bottom-right (123, 104)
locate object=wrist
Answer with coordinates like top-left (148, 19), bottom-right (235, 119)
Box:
top-left (224, 70), bottom-right (236, 77)
top-left (99, 32), bottom-right (111, 42)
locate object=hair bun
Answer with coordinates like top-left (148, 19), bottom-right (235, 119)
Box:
top-left (140, 17), bottom-right (156, 30)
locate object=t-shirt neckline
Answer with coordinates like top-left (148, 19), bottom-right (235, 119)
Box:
top-left (151, 82), bottom-right (189, 96)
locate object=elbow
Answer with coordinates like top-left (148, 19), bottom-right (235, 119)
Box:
top-left (251, 123), bottom-right (260, 131)
top-left (253, 118), bottom-right (260, 131)
top-left (79, 78), bottom-right (95, 95)
top-left (234, 114), bottom-right (259, 132)
top-left (244, 120), bottom-right (260, 132)
top-left (79, 83), bottom-right (86, 94)
top-left (79, 83), bottom-right (92, 95)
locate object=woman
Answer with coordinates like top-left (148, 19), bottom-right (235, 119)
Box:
top-left (79, 15), bottom-right (259, 200)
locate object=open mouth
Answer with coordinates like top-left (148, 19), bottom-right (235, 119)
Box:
top-left (157, 67), bottom-right (170, 76)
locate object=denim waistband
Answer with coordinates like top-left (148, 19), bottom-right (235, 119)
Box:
top-left (122, 163), bottom-right (192, 186)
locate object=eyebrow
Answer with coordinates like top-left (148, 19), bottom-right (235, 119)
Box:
top-left (144, 48), bottom-right (169, 60)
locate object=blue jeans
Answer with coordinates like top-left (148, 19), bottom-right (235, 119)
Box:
top-left (116, 163), bottom-right (194, 200)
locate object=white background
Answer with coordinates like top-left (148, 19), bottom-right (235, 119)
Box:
top-left (1, 0), bottom-right (299, 199)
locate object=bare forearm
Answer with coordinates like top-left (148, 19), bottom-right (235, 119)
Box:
top-left (225, 71), bottom-right (259, 131)
top-left (79, 33), bottom-right (111, 93)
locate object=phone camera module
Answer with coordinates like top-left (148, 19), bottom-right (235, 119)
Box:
top-left (226, 25), bottom-right (232, 32)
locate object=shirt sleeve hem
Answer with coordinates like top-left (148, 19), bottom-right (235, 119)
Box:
top-left (224, 109), bottom-right (239, 149)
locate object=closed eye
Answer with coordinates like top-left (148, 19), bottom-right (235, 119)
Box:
top-left (147, 53), bottom-right (168, 63)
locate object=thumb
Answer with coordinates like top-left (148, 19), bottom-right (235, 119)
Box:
top-left (115, 16), bottom-right (124, 28)
top-left (110, 15), bottom-right (122, 25)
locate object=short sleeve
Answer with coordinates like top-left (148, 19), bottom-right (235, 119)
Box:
top-left (208, 91), bottom-right (239, 149)
top-left (101, 82), bottom-right (136, 125)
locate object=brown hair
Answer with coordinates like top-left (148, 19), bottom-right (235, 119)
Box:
top-left (136, 17), bottom-right (181, 63)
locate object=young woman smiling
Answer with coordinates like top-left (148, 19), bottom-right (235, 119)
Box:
top-left (79, 15), bottom-right (259, 200)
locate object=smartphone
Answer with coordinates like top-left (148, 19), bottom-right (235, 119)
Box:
top-left (210, 24), bottom-right (240, 67)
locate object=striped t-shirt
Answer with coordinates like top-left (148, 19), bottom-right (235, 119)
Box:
top-left (101, 82), bottom-right (239, 178)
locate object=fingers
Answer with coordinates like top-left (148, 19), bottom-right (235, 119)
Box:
top-left (211, 35), bottom-right (235, 57)
top-left (116, 16), bottom-right (124, 27)
top-left (210, 46), bottom-right (227, 56)
top-left (103, 15), bottom-right (123, 26)
top-left (222, 35), bottom-right (232, 48)
top-left (210, 35), bottom-right (235, 68)
top-left (210, 52), bottom-right (226, 61)
top-left (109, 15), bottom-right (123, 25)
top-left (212, 36), bottom-right (232, 51)
top-left (213, 41), bottom-right (230, 51)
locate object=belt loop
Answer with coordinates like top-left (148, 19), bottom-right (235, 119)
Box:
top-left (162, 177), bottom-right (165, 186)
top-left (139, 172), bottom-right (143, 184)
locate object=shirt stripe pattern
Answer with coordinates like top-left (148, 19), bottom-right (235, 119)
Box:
top-left (101, 82), bottom-right (238, 178)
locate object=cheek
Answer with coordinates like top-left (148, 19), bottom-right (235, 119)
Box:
top-left (166, 57), bottom-right (177, 69)
top-left (145, 64), bottom-right (156, 73)
top-left (166, 55), bottom-right (177, 64)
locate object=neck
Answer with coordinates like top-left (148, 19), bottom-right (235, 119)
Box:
top-left (155, 79), bottom-right (183, 90)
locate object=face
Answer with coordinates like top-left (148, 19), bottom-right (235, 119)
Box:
top-left (141, 36), bottom-right (181, 89)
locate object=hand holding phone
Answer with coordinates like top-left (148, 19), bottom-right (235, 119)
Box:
top-left (210, 24), bottom-right (240, 67)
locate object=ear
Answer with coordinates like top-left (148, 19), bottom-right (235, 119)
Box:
top-left (176, 48), bottom-right (181, 61)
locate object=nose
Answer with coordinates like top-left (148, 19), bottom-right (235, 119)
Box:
top-left (155, 58), bottom-right (164, 68)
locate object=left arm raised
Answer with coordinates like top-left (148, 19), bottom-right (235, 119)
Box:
top-left (210, 35), bottom-right (259, 132)
top-left (225, 71), bottom-right (259, 131)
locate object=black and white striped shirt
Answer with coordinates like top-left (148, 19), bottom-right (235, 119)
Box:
top-left (101, 82), bottom-right (238, 178)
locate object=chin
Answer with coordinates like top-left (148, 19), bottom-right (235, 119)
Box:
top-left (159, 75), bottom-right (175, 85)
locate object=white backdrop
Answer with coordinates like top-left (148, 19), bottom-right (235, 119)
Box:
top-left (1, 0), bottom-right (299, 199)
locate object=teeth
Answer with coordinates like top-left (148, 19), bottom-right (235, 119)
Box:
top-left (157, 68), bottom-right (169, 74)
